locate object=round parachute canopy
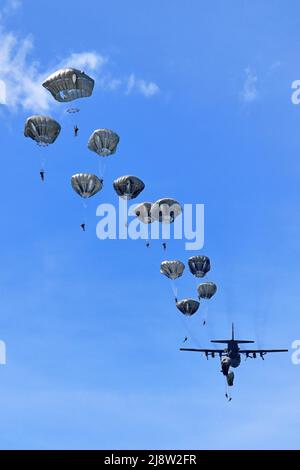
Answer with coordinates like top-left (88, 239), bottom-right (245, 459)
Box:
top-left (151, 198), bottom-right (182, 223)
top-left (42, 68), bottom-right (94, 103)
top-left (88, 129), bottom-right (120, 157)
top-left (24, 115), bottom-right (61, 146)
top-left (197, 282), bottom-right (217, 299)
top-left (134, 202), bottom-right (153, 224)
top-left (227, 371), bottom-right (234, 387)
top-left (160, 260), bottom-right (185, 280)
top-left (188, 255), bottom-right (211, 278)
top-left (113, 175), bottom-right (145, 200)
top-left (71, 173), bottom-right (103, 199)
top-left (176, 298), bottom-right (200, 316)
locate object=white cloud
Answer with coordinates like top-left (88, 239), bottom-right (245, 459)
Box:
top-left (105, 78), bottom-right (122, 91)
top-left (126, 73), bottom-right (160, 97)
top-left (138, 79), bottom-right (160, 97)
top-left (0, 4), bottom-right (160, 113)
top-left (58, 51), bottom-right (107, 71)
top-left (270, 60), bottom-right (281, 70)
top-left (240, 67), bottom-right (258, 103)
top-left (0, 0), bottom-right (22, 21)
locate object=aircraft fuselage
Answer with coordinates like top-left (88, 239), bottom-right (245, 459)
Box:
top-left (227, 340), bottom-right (241, 368)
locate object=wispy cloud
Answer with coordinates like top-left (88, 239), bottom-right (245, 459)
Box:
top-left (0, 3), bottom-right (160, 112)
top-left (0, 0), bottom-right (22, 21)
top-left (126, 73), bottom-right (160, 98)
top-left (240, 67), bottom-right (258, 103)
top-left (58, 51), bottom-right (108, 72)
top-left (0, 31), bottom-right (51, 111)
top-left (270, 60), bottom-right (281, 71)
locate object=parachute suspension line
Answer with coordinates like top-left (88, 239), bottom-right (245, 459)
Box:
top-left (179, 314), bottom-right (202, 349)
top-left (169, 279), bottom-right (178, 300)
top-left (146, 221), bottom-right (150, 247)
top-left (98, 159), bottom-right (106, 181)
top-left (38, 145), bottom-right (47, 182)
top-left (40, 154), bottom-right (47, 171)
top-left (202, 303), bottom-right (209, 326)
top-left (224, 379), bottom-right (229, 401)
top-left (223, 373), bottom-right (233, 402)
top-left (65, 107), bottom-right (80, 137)
top-left (81, 199), bottom-right (88, 231)
top-left (225, 379), bottom-right (232, 402)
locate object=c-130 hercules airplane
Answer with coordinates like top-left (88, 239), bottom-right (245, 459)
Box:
top-left (180, 324), bottom-right (288, 377)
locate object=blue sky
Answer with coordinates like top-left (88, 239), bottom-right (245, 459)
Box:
top-left (0, 0), bottom-right (299, 450)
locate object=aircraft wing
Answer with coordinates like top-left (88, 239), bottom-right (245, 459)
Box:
top-left (180, 348), bottom-right (226, 357)
top-left (239, 349), bottom-right (288, 355)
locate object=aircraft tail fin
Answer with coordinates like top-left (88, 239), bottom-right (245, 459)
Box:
top-left (211, 324), bottom-right (255, 344)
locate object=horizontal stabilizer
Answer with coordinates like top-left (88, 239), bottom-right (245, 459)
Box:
top-left (211, 339), bottom-right (255, 344)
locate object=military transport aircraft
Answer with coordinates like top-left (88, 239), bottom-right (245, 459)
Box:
top-left (180, 324), bottom-right (288, 376)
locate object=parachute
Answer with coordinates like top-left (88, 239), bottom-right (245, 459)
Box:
top-left (24, 115), bottom-right (61, 180)
top-left (88, 129), bottom-right (120, 157)
top-left (134, 202), bottom-right (153, 224)
top-left (71, 173), bottom-right (103, 198)
top-left (227, 371), bottom-right (234, 387)
top-left (188, 255), bottom-right (211, 278)
top-left (42, 68), bottom-right (94, 103)
top-left (24, 115), bottom-right (61, 146)
top-left (113, 175), bottom-right (145, 200)
top-left (160, 260), bottom-right (185, 280)
top-left (197, 282), bottom-right (217, 299)
top-left (151, 198), bottom-right (182, 223)
top-left (221, 356), bottom-right (231, 375)
top-left (176, 298), bottom-right (200, 316)
top-left (71, 174), bottom-right (102, 231)
top-left (197, 281), bottom-right (217, 326)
